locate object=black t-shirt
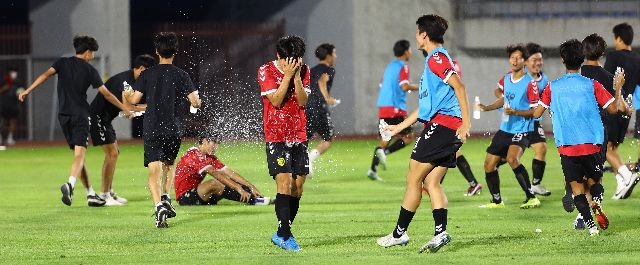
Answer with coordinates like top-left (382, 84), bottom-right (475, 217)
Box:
top-left (89, 70), bottom-right (135, 120)
top-left (51, 57), bottom-right (104, 117)
top-left (307, 63), bottom-right (335, 112)
top-left (604, 50), bottom-right (640, 96)
top-left (133, 64), bottom-right (196, 139)
top-left (581, 65), bottom-right (614, 95)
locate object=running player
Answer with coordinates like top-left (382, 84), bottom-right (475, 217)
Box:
top-left (604, 23), bottom-right (640, 199)
top-left (477, 44), bottom-right (541, 209)
top-left (524, 43), bottom-right (551, 196)
top-left (174, 133), bottom-right (272, 206)
top-left (19, 35), bottom-right (132, 207)
top-left (368, 40), bottom-right (419, 181)
top-left (533, 39), bottom-right (622, 236)
top-left (377, 14), bottom-right (471, 253)
top-left (125, 32), bottom-right (201, 228)
top-left (89, 54), bottom-right (156, 206)
top-left (306, 43), bottom-right (338, 176)
top-left (258, 35), bottom-right (310, 251)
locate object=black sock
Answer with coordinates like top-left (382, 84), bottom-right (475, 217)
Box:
top-left (532, 159), bottom-right (546, 185)
top-left (513, 165), bottom-right (535, 199)
top-left (221, 187), bottom-right (246, 203)
top-left (392, 207), bottom-right (415, 238)
top-left (385, 139), bottom-right (406, 155)
top-left (574, 194), bottom-right (596, 229)
top-left (590, 183), bottom-right (604, 203)
top-left (432, 208), bottom-right (448, 236)
top-left (370, 147), bottom-right (381, 172)
top-left (161, 194), bottom-right (170, 202)
top-left (485, 170), bottom-right (501, 203)
top-left (456, 155), bottom-right (478, 187)
top-left (275, 193), bottom-right (292, 239)
top-left (290, 196), bottom-right (300, 224)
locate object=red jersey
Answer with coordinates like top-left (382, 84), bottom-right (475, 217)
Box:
top-left (174, 147), bottom-right (226, 199)
top-left (258, 61), bottom-right (311, 142)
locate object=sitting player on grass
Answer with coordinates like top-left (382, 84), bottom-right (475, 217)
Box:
top-left (174, 133), bottom-right (273, 206)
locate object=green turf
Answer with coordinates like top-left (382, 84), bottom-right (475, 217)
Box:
top-left (1, 138), bottom-right (640, 264)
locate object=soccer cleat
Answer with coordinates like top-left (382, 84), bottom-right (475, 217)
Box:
top-left (162, 199), bottom-right (177, 218)
top-left (110, 192), bottom-right (128, 204)
top-left (271, 233), bottom-right (289, 250)
top-left (87, 194), bottom-right (106, 207)
top-left (376, 232), bottom-right (410, 247)
top-left (588, 226), bottom-right (600, 236)
top-left (253, 197), bottom-right (273, 206)
top-left (6, 136), bottom-right (15, 145)
top-left (464, 184), bottom-right (482, 196)
top-left (562, 191), bottom-right (575, 213)
top-left (478, 201), bottom-right (505, 209)
top-left (531, 184), bottom-right (551, 196)
top-left (60, 182), bottom-right (74, 206)
top-left (101, 193), bottom-right (123, 206)
top-left (591, 202), bottom-right (609, 230)
top-left (574, 214), bottom-right (585, 230)
top-left (375, 148), bottom-right (387, 170)
top-left (367, 169), bottom-right (383, 181)
top-left (284, 236), bottom-right (302, 251)
top-left (419, 231), bottom-right (451, 253)
top-left (520, 197), bottom-right (541, 209)
top-left (612, 173), bottom-right (635, 200)
top-left (622, 174), bottom-right (640, 199)
top-left (155, 205), bottom-right (169, 228)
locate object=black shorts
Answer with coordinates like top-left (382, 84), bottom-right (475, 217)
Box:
top-left (144, 136), bottom-right (181, 167)
top-left (58, 114), bottom-right (90, 150)
top-left (266, 142), bottom-right (309, 177)
top-left (89, 114), bottom-right (117, 146)
top-left (486, 130), bottom-right (529, 158)
top-left (177, 189), bottom-right (221, 206)
top-left (560, 153), bottom-right (604, 183)
top-left (410, 122), bottom-right (462, 168)
top-left (527, 121), bottom-right (546, 145)
top-left (603, 113), bottom-right (630, 144)
top-left (1, 107), bottom-right (19, 119)
top-left (383, 116), bottom-right (413, 136)
top-left (306, 110), bottom-right (334, 141)
top-left (634, 111), bottom-right (640, 138)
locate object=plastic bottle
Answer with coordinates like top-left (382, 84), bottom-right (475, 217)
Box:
top-left (501, 100), bottom-right (510, 122)
top-left (473, 96), bottom-right (481, 120)
top-left (379, 119), bottom-right (392, 141)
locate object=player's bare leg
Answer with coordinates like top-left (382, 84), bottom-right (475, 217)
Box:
top-left (60, 146), bottom-right (87, 206)
top-left (101, 143), bottom-right (119, 194)
top-left (147, 161), bottom-right (163, 205)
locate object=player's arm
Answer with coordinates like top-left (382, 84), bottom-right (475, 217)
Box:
top-left (99, 86), bottom-right (132, 113)
top-left (187, 90), bottom-right (201, 108)
top-left (610, 70), bottom-right (626, 115)
top-left (532, 105), bottom-right (546, 118)
top-left (265, 58), bottom-right (296, 107)
top-left (221, 167), bottom-right (263, 197)
top-left (533, 83), bottom-right (551, 118)
top-left (401, 83), bottom-right (419, 91)
top-left (384, 109), bottom-right (418, 137)
top-left (18, 67), bottom-right (56, 102)
top-left (318, 73), bottom-right (337, 105)
top-left (493, 87), bottom-right (502, 98)
top-left (207, 169), bottom-right (251, 203)
top-left (293, 58), bottom-right (308, 106)
top-left (124, 90), bottom-right (143, 105)
top-left (448, 74), bottom-right (471, 142)
top-left (478, 96), bottom-right (504, 112)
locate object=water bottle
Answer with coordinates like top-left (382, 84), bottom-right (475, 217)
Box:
top-left (473, 96), bottom-right (481, 120)
top-left (119, 111), bottom-right (145, 118)
top-left (501, 100), bottom-right (510, 122)
top-left (379, 120), bottom-right (392, 141)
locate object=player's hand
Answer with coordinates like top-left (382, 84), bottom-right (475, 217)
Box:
top-left (478, 103), bottom-right (488, 111)
top-left (294, 57), bottom-right (302, 81)
top-left (122, 111), bottom-right (133, 119)
top-left (282, 57), bottom-right (297, 78)
top-left (383, 125), bottom-right (401, 137)
top-left (326, 97), bottom-right (337, 106)
top-left (237, 188), bottom-right (251, 203)
top-left (614, 68), bottom-right (625, 88)
top-left (249, 186), bottom-right (263, 197)
top-left (503, 107), bottom-right (516, 115)
top-left (18, 90), bottom-right (29, 102)
top-left (456, 122), bottom-right (471, 143)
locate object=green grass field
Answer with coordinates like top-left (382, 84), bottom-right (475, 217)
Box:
top-left (2, 138), bottom-right (640, 264)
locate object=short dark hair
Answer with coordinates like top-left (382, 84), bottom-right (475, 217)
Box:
top-left (315, 43), bottom-right (335, 60)
top-left (198, 131), bottom-right (221, 145)
top-left (506, 44), bottom-right (529, 59)
top-left (525, 42), bottom-right (543, 60)
top-left (393, 40), bottom-right (411, 57)
top-left (416, 14), bottom-right (448, 44)
top-left (559, 39), bottom-right (584, 70)
top-left (154, 32), bottom-right (179, 58)
top-left (73, 35), bottom-right (99, 54)
top-left (613, 22), bottom-right (633, 46)
top-left (133, 54), bottom-right (157, 69)
top-left (276, 35), bottom-right (306, 59)
top-left (582, 33), bottom-right (607, 61)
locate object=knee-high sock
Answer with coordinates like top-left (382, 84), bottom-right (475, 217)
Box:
top-left (456, 155), bottom-right (478, 187)
top-left (513, 165), bottom-right (535, 199)
top-left (290, 197), bottom-right (300, 224)
top-left (370, 147), bottom-right (381, 172)
top-left (590, 183), bottom-right (604, 203)
top-left (432, 208), bottom-right (448, 236)
top-left (485, 170), bottom-right (501, 203)
top-left (385, 139), bottom-right (406, 155)
top-left (275, 194), bottom-right (292, 239)
top-left (392, 206), bottom-right (415, 238)
top-left (532, 159), bottom-right (546, 185)
top-left (574, 194), bottom-right (596, 229)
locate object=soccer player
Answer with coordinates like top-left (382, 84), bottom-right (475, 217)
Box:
top-left (258, 35), bottom-right (310, 251)
top-left (125, 32), bottom-right (201, 228)
top-left (376, 14), bottom-right (471, 253)
top-left (523, 43), bottom-right (551, 196)
top-left (174, 133), bottom-right (272, 206)
top-left (306, 43), bottom-right (338, 176)
top-left (533, 39), bottom-right (624, 236)
top-left (477, 44), bottom-right (541, 209)
top-left (89, 54), bottom-right (156, 206)
top-left (368, 40), bottom-right (419, 181)
top-left (604, 23), bottom-right (640, 199)
top-left (0, 68), bottom-right (21, 145)
top-left (18, 35), bottom-right (132, 207)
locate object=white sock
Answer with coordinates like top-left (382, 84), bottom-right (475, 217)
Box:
top-left (87, 186), bottom-right (95, 196)
top-left (7, 132), bottom-right (13, 139)
top-left (309, 149), bottom-right (321, 162)
top-left (618, 167), bottom-right (633, 181)
top-left (101, 192), bottom-right (110, 199)
top-left (68, 176), bottom-right (77, 188)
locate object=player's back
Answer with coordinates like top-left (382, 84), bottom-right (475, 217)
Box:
top-left (604, 50), bottom-right (640, 96)
top-left (51, 56), bottom-right (104, 117)
top-left (377, 59), bottom-right (406, 108)
top-left (89, 70), bottom-right (134, 119)
top-left (134, 64), bottom-right (196, 139)
top-left (307, 63), bottom-right (335, 109)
